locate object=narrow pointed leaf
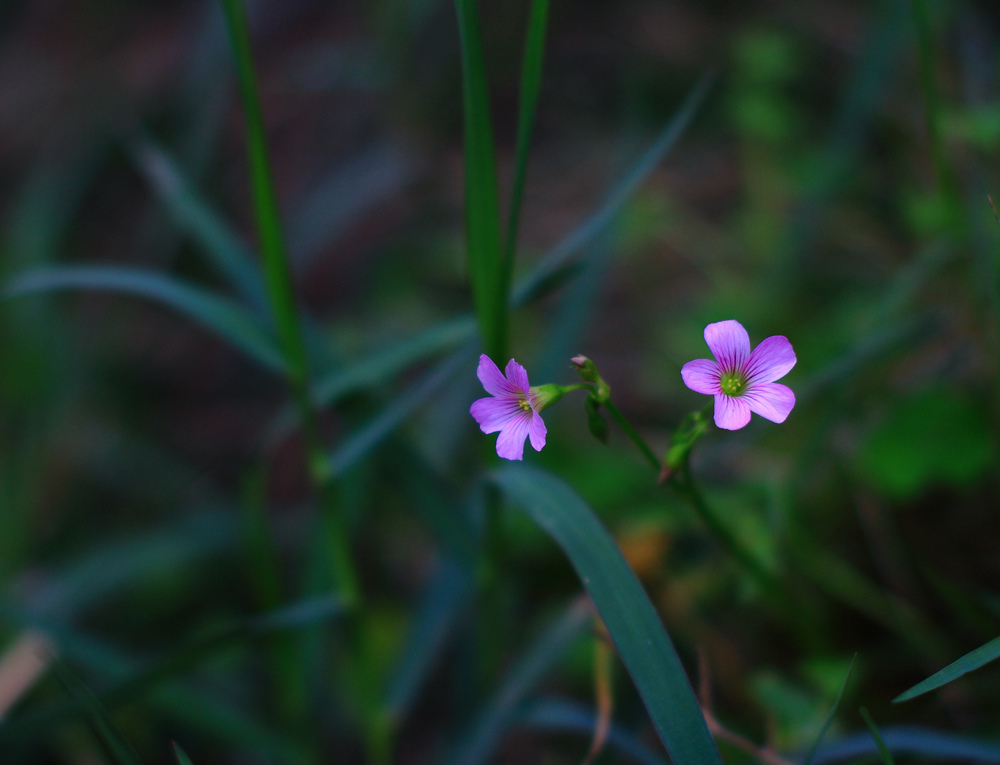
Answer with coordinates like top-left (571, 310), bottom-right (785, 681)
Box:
top-left (172, 742), bottom-right (196, 765)
top-left (859, 708), bottom-right (894, 765)
top-left (449, 599), bottom-right (591, 765)
top-left (894, 634), bottom-right (1000, 703)
top-left (505, 0), bottom-right (550, 265)
top-left (2, 267), bottom-right (285, 372)
top-left (455, 0), bottom-right (506, 359)
top-left (492, 465), bottom-right (722, 765)
top-left (801, 654), bottom-right (856, 765)
top-left (130, 136), bottom-right (268, 312)
top-left (512, 72), bottom-right (712, 308)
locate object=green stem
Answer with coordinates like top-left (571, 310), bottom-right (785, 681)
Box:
top-left (220, 0), bottom-right (358, 607)
top-left (602, 399), bottom-right (660, 471)
top-left (670, 464), bottom-right (784, 602)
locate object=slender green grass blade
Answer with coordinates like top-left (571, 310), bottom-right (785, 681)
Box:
top-left (383, 560), bottom-right (473, 723)
top-left (517, 698), bottom-right (669, 765)
top-left (859, 708), bottom-right (895, 765)
top-left (448, 598), bottom-right (591, 765)
top-left (504, 0), bottom-right (550, 267)
top-left (512, 72), bottom-right (712, 308)
top-left (454, 0), bottom-right (506, 360)
top-left (172, 742), bottom-right (195, 765)
top-left (7, 511), bottom-right (236, 622)
top-left (313, 317), bottom-right (476, 407)
top-left (894, 634), bottom-right (1000, 703)
top-left (0, 597), bottom-right (343, 743)
top-left (129, 136), bottom-right (268, 312)
top-left (2, 267), bottom-right (286, 372)
top-left (492, 465), bottom-right (723, 765)
top-left (327, 344), bottom-right (470, 476)
top-left (801, 654), bottom-right (857, 765)
top-left (220, 0), bottom-right (310, 389)
top-left (51, 661), bottom-right (144, 765)
top-left (807, 726), bottom-right (1000, 764)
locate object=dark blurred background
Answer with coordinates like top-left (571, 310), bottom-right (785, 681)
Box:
top-left (2, 0), bottom-right (1000, 762)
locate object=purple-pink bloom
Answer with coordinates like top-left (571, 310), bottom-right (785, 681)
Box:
top-left (681, 320), bottom-right (796, 431)
top-left (470, 355), bottom-right (547, 460)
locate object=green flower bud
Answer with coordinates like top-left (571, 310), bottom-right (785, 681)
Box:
top-left (571, 355), bottom-right (600, 383)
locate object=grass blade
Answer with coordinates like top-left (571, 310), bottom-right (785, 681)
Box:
top-left (448, 598), bottom-right (591, 765)
top-left (801, 654), bottom-right (857, 765)
top-left (51, 661), bottom-right (144, 765)
top-left (454, 0), bottom-right (507, 360)
top-left (327, 344), bottom-right (470, 476)
top-left (492, 465), bottom-right (723, 765)
top-left (0, 596), bottom-right (343, 744)
top-left (517, 697), bottom-right (670, 765)
top-left (220, 0), bottom-right (311, 394)
top-left (172, 742), bottom-right (195, 765)
top-left (511, 72), bottom-right (712, 308)
top-left (894, 634), bottom-right (1000, 703)
top-left (504, 0), bottom-right (550, 266)
top-left (2, 266), bottom-right (286, 372)
top-left (807, 725), bottom-right (1000, 764)
top-left (859, 708), bottom-right (895, 765)
top-left (383, 560), bottom-right (473, 724)
top-left (129, 136), bottom-right (269, 313)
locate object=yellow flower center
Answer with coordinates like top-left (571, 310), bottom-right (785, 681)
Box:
top-left (719, 370), bottom-right (747, 396)
top-left (519, 397), bottom-right (532, 412)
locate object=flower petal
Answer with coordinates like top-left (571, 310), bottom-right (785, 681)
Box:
top-left (495, 411), bottom-right (533, 460)
top-left (470, 396), bottom-right (521, 433)
top-left (704, 320), bottom-right (750, 372)
top-left (504, 358), bottom-right (530, 393)
top-left (714, 393), bottom-right (751, 430)
top-left (527, 411), bottom-right (547, 452)
top-left (477, 354), bottom-right (520, 398)
top-left (744, 335), bottom-right (796, 384)
top-left (681, 359), bottom-right (721, 395)
top-left (743, 382), bottom-right (795, 423)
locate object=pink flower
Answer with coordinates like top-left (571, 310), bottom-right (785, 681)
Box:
top-left (470, 355), bottom-right (547, 460)
top-left (681, 320), bottom-right (796, 431)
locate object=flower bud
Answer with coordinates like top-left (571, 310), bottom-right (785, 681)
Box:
top-left (571, 355), bottom-right (599, 383)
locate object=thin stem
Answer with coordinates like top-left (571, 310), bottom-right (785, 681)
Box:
top-left (672, 465), bottom-right (784, 601)
top-left (220, 0), bottom-right (358, 607)
top-left (602, 399), bottom-right (660, 471)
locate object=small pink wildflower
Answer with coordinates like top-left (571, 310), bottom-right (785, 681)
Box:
top-left (681, 320), bottom-right (796, 430)
top-left (470, 355), bottom-right (547, 460)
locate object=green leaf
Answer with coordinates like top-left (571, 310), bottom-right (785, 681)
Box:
top-left (129, 136), bottom-right (269, 313)
top-left (894, 634), bottom-right (1000, 703)
top-left (511, 72), bottom-right (712, 309)
top-left (455, 0), bottom-right (507, 360)
top-left (383, 560), bottom-right (473, 723)
top-left (859, 707), bottom-right (894, 765)
top-left (492, 465), bottom-right (723, 765)
top-left (449, 599), bottom-right (591, 765)
top-left (517, 698), bottom-right (669, 765)
top-left (172, 742), bottom-right (195, 765)
top-left (327, 345), bottom-right (470, 476)
top-left (504, 0), bottom-right (550, 266)
top-left (2, 266), bottom-right (286, 372)
top-left (220, 0), bottom-right (311, 389)
top-left (801, 654), bottom-right (857, 765)
top-left (51, 661), bottom-right (145, 765)
top-left (0, 597), bottom-right (343, 744)
top-left (312, 317), bottom-right (476, 407)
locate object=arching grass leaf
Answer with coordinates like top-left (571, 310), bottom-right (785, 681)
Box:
top-left (492, 465), bottom-right (722, 765)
